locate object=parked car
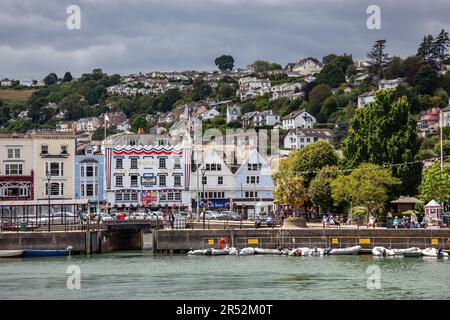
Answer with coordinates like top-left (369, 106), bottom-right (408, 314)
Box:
top-left (147, 211), bottom-right (163, 221)
top-left (220, 211), bottom-right (241, 220)
top-left (129, 212), bottom-right (147, 220)
top-left (200, 210), bottom-right (218, 220)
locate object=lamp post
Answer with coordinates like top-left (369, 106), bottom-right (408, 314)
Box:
top-left (46, 170), bottom-right (51, 232)
top-left (201, 167), bottom-right (206, 229)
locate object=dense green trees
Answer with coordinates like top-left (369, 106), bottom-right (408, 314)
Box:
top-left (342, 90), bottom-right (421, 195)
top-left (419, 162), bottom-right (450, 204)
top-left (192, 78), bottom-right (212, 101)
top-left (43, 73), bottom-right (58, 86)
top-left (417, 29), bottom-right (450, 70)
top-left (63, 72), bottom-right (73, 82)
top-left (309, 166), bottom-right (339, 211)
top-left (316, 63), bottom-right (346, 88)
top-left (367, 39), bottom-right (389, 84)
top-left (413, 64), bottom-right (439, 95)
top-left (214, 55), bottom-right (234, 72)
top-left (331, 163), bottom-right (401, 220)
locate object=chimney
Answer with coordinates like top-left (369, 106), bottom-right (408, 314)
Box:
top-left (138, 128), bottom-right (145, 134)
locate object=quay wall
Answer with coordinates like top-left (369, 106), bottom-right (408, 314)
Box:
top-left (0, 229), bottom-right (143, 254)
top-left (155, 229), bottom-right (450, 252)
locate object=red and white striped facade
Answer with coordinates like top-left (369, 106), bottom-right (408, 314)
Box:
top-left (104, 145), bottom-right (191, 209)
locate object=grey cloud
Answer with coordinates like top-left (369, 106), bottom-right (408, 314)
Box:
top-left (0, 0), bottom-right (449, 79)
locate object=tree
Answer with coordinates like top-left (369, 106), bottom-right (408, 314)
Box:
top-left (43, 73), bottom-right (58, 86)
top-left (417, 35), bottom-right (435, 63)
top-left (316, 63), bottom-right (346, 88)
top-left (342, 90), bottom-right (422, 195)
top-left (63, 72), bottom-right (73, 82)
top-left (308, 84), bottom-right (331, 116)
top-left (217, 83), bottom-right (235, 100)
top-left (402, 55), bottom-right (425, 84)
top-left (130, 114), bottom-right (149, 133)
top-left (309, 166), bottom-right (339, 212)
top-left (273, 173), bottom-right (308, 217)
top-left (433, 29), bottom-right (450, 70)
top-left (383, 56), bottom-right (404, 80)
top-left (333, 54), bottom-right (354, 74)
top-left (439, 72), bottom-right (450, 96)
top-left (331, 163), bottom-right (401, 221)
top-left (413, 64), bottom-right (439, 95)
top-left (434, 140), bottom-right (450, 156)
top-left (346, 64), bottom-right (357, 79)
top-left (192, 78), bottom-right (212, 101)
top-left (322, 54), bottom-right (338, 65)
top-left (214, 55), bottom-right (234, 72)
top-left (367, 39), bottom-right (389, 84)
top-left (419, 162), bottom-right (450, 204)
top-left (280, 140), bottom-right (338, 188)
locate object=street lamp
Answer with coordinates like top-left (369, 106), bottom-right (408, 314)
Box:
top-left (201, 167), bottom-right (206, 229)
top-left (46, 170), bottom-right (51, 232)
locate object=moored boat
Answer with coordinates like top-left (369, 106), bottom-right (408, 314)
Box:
top-left (211, 248), bottom-right (229, 256)
top-left (402, 247), bottom-right (422, 257)
top-left (22, 246), bottom-right (72, 257)
top-left (254, 248), bottom-right (281, 255)
top-left (372, 246), bottom-right (396, 256)
top-left (238, 247), bottom-right (255, 256)
top-left (289, 247), bottom-right (310, 256)
top-left (329, 245), bottom-right (362, 255)
top-left (187, 249), bottom-right (208, 256)
top-left (307, 248), bottom-right (325, 256)
top-left (0, 250), bottom-right (23, 258)
top-left (422, 247), bottom-right (448, 258)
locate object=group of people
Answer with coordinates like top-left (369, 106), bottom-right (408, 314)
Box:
top-left (391, 213), bottom-right (428, 229)
top-left (322, 214), bottom-right (342, 229)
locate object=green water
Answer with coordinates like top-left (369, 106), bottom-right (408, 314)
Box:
top-left (0, 252), bottom-right (449, 300)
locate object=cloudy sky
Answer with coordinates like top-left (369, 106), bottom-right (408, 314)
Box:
top-left (0, 0), bottom-right (449, 79)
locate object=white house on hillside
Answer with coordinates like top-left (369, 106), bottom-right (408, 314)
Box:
top-left (226, 105), bottom-right (241, 123)
top-left (284, 128), bottom-right (334, 149)
top-left (358, 91), bottom-right (376, 108)
top-left (281, 109), bottom-right (316, 130)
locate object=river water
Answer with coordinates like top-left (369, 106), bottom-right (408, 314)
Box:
top-left (0, 251), bottom-right (449, 300)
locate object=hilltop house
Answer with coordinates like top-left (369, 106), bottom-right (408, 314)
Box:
top-left (379, 79), bottom-right (403, 90)
top-left (358, 91), bottom-right (376, 108)
top-left (199, 107), bottom-right (220, 121)
top-left (290, 58), bottom-right (323, 76)
top-left (281, 109), bottom-right (316, 130)
top-left (283, 128), bottom-right (334, 150)
top-left (226, 105), bottom-right (241, 123)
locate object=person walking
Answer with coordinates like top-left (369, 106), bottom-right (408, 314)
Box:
top-left (169, 212), bottom-right (175, 230)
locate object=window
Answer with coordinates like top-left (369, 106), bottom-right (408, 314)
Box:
top-left (159, 175), bottom-right (166, 186)
top-left (115, 175), bottom-right (123, 187)
top-left (115, 193), bottom-right (123, 201)
top-left (116, 158), bottom-right (123, 169)
top-left (202, 176), bottom-right (207, 185)
top-left (218, 176), bottom-right (223, 185)
top-left (174, 192), bottom-right (181, 201)
top-left (5, 164), bottom-right (23, 175)
top-left (61, 145), bottom-right (68, 155)
top-left (159, 157), bottom-right (166, 169)
top-left (41, 145), bottom-right (48, 155)
top-left (159, 193), bottom-right (167, 201)
top-left (7, 148), bottom-right (20, 159)
top-left (47, 162), bottom-right (63, 177)
top-left (174, 158), bottom-right (181, 169)
top-left (83, 184), bottom-right (96, 197)
top-left (130, 175), bottom-right (138, 187)
top-left (167, 193), bottom-right (174, 201)
top-left (124, 193), bottom-right (131, 201)
top-left (217, 164), bottom-right (221, 171)
top-left (131, 193), bottom-right (138, 201)
top-left (211, 164), bottom-right (216, 171)
top-left (46, 182), bottom-right (64, 196)
top-left (174, 175), bottom-right (181, 187)
top-left (206, 164), bottom-right (210, 171)
top-left (130, 158), bottom-right (138, 169)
